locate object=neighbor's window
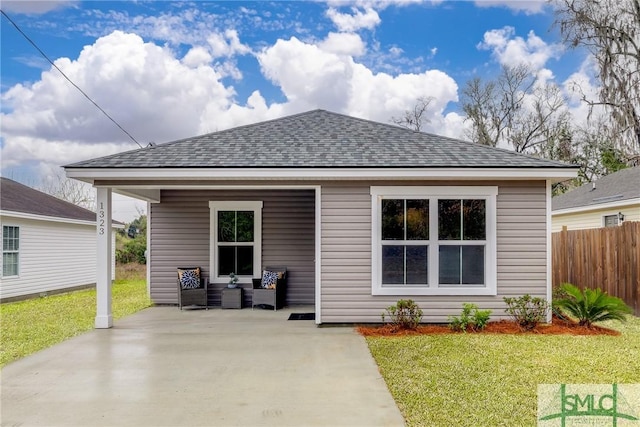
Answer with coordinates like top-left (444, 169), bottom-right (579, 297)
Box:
top-left (603, 214), bottom-right (619, 228)
top-left (209, 201), bottom-right (262, 281)
top-left (372, 187), bottom-right (497, 296)
top-left (2, 225), bottom-right (20, 277)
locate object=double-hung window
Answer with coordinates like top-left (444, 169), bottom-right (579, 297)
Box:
top-left (209, 201), bottom-right (262, 282)
top-left (372, 187), bottom-right (497, 296)
top-left (2, 225), bottom-right (20, 277)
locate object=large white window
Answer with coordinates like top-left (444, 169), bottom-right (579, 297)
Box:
top-left (2, 225), bottom-right (20, 277)
top-left (209, 201), bottom-right (262, 283)
top-left (371, 187), bottom-right (497, 296)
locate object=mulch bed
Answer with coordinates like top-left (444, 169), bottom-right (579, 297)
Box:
top-left (357, 317), bottom-right (620, 337)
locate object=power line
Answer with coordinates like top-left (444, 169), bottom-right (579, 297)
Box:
top-left (0, 9), bottom-right (144, 149)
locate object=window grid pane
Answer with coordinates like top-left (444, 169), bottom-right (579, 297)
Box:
top-left (2, 226), bottom-right (19, 276)
top-left (463, 200), bottom-right (486, 240)
top-left (438, 199), bottom-right (461, 240)
top-left (218, 211), bottom-right (236, 242)
top-left (382, 199), bottom-right (404, 240)
top-left (3, 253), bottom-right (18, 276)
top-left (406, 199), bottom-right (429, 240)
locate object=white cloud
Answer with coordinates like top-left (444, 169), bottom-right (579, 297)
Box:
top-left (257, 36), bottom-right (460, 135)
top-left (319, 32), bottom-right (366, 57)
top-left (474, 0), bottom-right (548, 15)
top-left (1, 31), bottom-right (237, 165)
top-left (182, 47), bottom-right (213, 67)
top-left (478, 26), bottom-right (563, 71)
top-left (326, 7), bottom-right (381, 32)
top-left (207, 29), bottom-right (251, 58)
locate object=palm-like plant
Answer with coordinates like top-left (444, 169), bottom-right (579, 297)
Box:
top-left (554, 283), bottom-right (631, 327)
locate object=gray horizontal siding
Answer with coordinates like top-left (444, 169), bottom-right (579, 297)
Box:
top-left (149, 189), bottom-right (315, 307)
top-left (320, 181), bottom-right (548, 323)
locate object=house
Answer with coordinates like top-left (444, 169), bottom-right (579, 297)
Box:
top-left (552, 167), bottom-right (640, 232)
top-left (64, 110), bottom-right (577, 327)
top-left (0, 178), bottom-right (120, 302)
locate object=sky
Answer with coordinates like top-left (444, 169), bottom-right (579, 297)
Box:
top-left (0, 0), bottom-right (597, 222)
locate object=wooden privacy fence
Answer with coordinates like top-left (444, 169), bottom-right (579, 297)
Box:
top-left (552, 221), bottom-right (640, 316)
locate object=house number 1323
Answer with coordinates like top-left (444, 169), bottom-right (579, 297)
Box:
top-left (98, 202), bottom-right (105, 235)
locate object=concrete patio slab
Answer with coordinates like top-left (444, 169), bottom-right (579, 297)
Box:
top-left (1, 307), bottom-right (405, 427)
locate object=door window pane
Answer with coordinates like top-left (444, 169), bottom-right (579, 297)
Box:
top-left (406, 200), bottom-right (429, 240)
top-left (382, 245), bottom-right (404, 284)
top-left (382, 200), bottom-right (404, 240)
top-left (406, 245), bottom-right (428, 284)
top-left (439, 245), bottom-right (461, 284)
top-left (438, 200), bottom-right (461, 240)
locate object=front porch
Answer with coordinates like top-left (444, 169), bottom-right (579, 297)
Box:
top-left (94, 186), bottom-right (321, 327)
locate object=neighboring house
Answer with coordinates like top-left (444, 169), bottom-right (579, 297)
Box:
top-left (65, 110), bottom-right (577, 327)
top-left (0, 178), bottom-right (120, 302)
top-left (552, 167), bottom-right (640, 232)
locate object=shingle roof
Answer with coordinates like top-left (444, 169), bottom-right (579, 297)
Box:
top-left (552, 167), bottom-right (640, 211)
top-left (1, 177), bottom-right (97, 222)
top-left (66, 110), bottom-right (574, 169)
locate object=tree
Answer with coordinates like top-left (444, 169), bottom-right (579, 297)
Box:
top-left (116, 213), bottom-right (147, 264)
top-left (555, 0), bottom-right (640, 156)
top-left (391, 96), bottom-right (434, 131)
top-left (461, 65), bottom-right (572, 155)
top-left (40, 170), bottom-right (95, 211)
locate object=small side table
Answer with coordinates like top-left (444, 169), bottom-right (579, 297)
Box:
top-left (221, 287), bottom-right (243, 309)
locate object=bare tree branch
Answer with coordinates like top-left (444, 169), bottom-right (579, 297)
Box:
top-left (391, 96), bottom-right (434, 132)
top-left (554, 0), bottom-right (640, 153)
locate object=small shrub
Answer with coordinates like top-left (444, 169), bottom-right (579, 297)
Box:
top-left (503, 294), bottom-right (548, 331)
top-left (554, 283), bottom-right (631, 327)
top-left (381, 299), bottom-right (423, 330)
top-left (449, 303), bottom-right (492, 332)
top-left (551, 286), bottom-right (571, 321)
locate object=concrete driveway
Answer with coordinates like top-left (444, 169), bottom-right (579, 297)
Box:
top-left (1, 307), bottom-right (405, 427)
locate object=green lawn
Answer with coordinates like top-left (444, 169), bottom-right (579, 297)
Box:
top-left (0, 265), bottom-right (150, 368)
top-left (366, 317), bottom-right (640, 426)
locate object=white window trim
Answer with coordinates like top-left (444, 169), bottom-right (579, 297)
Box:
top-left (209, 201), bottom-right (263, 283)
top-left (371, 186), bottom-right (497, 296)
top-left (2, 224), bottom-right (20, 278)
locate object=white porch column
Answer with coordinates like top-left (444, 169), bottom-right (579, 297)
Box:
top-left (95, 187), bottom-right (113, 329)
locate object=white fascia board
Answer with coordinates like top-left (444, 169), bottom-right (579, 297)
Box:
top-left (111, 188), bottom-right (161, 203)
top-left (65, 167), bottom-right (578, 182)
top-left (0, 210), bottom-right (125, 228)
top-left (552, 198), bottom-right (640, 216)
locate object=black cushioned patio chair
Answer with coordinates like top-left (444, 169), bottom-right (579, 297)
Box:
top-left (177, 267), bottom-right (208, 310)
top-left (252, 266), bottom-right (287, 311)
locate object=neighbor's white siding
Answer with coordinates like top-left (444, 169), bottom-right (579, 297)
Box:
top-left (0, 216), bottom-right (116, 301)
top-left (320, 181), bottom-right (548, 323)
top-left (552, 204), bottom-right (640, 231)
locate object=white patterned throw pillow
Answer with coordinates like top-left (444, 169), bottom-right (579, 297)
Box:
top-left (261, 270), bottom-right (278, 289)
top-left (178, 267), bottom-right (201, 289)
